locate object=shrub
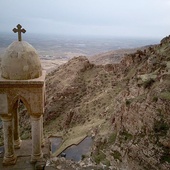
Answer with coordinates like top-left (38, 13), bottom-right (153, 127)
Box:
top-left (161, 154), bottom-right (170, 163)
top-left (108, 133), bottom-right (117, 144)
top-left (160, 147), bottom-right (170, 163)
top-left (125, 99), bottom-right (131, 106)
top-left (152, 96), bottom-right (158, 102)
top-left (120, 129), bottom-right (133, 141)
top-left (159, 91), bottom-right (170, 101)
top-left (111, 150), bottom-right (122, 161)
top-left (154, 120), bottom-right (169, 136)
top-left (93, 151), bottom-right (106, 164)
top-left (143, 78), bottom-right (155, 89)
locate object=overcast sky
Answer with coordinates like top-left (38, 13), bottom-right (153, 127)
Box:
top-left (0, 0), bottom-right (170, 38)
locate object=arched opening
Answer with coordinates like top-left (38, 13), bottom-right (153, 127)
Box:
top-left (18, 99), bottom-right (31, 140)
top-left (12, 97), bottom-right (31, 149)
top-left (0, 87), bottom-right (45, 164)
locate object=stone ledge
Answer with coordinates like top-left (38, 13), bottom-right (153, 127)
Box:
top-left (0, 71), bottom-right (46, 86)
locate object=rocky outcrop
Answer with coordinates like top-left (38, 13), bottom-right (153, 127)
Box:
top-left (44, 56), bottom-right (94, 124)
top-left (91, 36), bottom-right (170, 170)
top-left (44, 36), bottom-right (170, 169)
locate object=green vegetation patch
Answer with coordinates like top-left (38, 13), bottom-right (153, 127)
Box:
top-left (102, 159), bottom-right (111, 167)
top-left (119, 129), bottom-right (133, 141)
top-left (21, 132), bottom-right (30, 140)
top-left (159, 91), bottom-right (170, 101)
top-left (152, 96), bottom-right (158, 102)
top-left (143, 78), bottom-right (155, 89)
top-left (125, 66), bottom-right (137, 79)
top-left (160, 147), bottom-right (170, 163)
top-left (125, 99), bottom-right (132, 106)
top-left (125, 94), bottom-right (146, 106)
top-left (111, 150), bottom-right (122, 161)
top-left (134, 94), bottom-right (147, 103)
top-left (108, 132), bottom-right (117, 144)
top-left (161, 154), bottom-right (170, 163)
top-left (154, 119), bottom-right (169, 136)
top-left (93, 151), bottom-right (106, 164)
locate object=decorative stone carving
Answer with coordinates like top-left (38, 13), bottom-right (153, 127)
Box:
top-left (0, 94), bottom-right (8, 114)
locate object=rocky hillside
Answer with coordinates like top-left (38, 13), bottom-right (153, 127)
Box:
top-left (44, 35), bottom-right (170, 169)
top-left (0, 35), bottom-right (169, 169)
top-left (89, 46), bottom-right (151, 65)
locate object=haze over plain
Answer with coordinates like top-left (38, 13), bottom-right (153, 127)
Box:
top-left (0, 0), bottom-right (170, 38)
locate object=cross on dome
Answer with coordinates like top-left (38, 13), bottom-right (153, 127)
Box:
top-left (13, 24), bottom-right (26, 41)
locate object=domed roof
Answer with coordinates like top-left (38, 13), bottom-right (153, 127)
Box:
top-left (1, 41), bottom-right (42, 80)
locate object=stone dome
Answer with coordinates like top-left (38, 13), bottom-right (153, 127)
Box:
top-left (1, 41), bottom-right (42, 80)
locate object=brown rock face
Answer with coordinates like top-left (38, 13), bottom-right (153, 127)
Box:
top-left (44, 36), bottom-right (170, 169)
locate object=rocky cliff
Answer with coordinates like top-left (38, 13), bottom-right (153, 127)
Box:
top-left (0, 36), bottom-right (168, 169)
top-left (90, 37), bottom-right (170, 170)
top-left (44, 35), bottom-right (170, 169)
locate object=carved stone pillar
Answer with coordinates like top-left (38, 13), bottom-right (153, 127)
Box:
top-left (30, 115), bottom-right (43, 163)
top-left (1, 115), bottom-right (17, 165)
top-left (13, 101), bottom-right (22, 149)
top-left (41, 115), bottom-right (45, 147)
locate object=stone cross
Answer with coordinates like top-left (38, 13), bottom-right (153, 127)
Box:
top-left (13, 24), bottom-right (26, 41)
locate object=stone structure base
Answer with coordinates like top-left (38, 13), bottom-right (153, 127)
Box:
top-left (30, 153), bottom-right (43, 163)
top-left (3, 156), bottom-right (17, 166)
top-left (14, 139), bottom-right (22, 149)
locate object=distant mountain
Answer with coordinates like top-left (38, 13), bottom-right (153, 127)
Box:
top-left (89, 46), bottom-right (152, 65)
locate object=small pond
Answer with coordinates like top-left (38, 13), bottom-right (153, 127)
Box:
top-left (49, 137), bottom-right (62, 153)
top-left (49, 136), bottom-right (93, 162)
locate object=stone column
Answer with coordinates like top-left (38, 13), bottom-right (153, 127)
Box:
top-left (1, 115), bottom-right (17, 165)
top-left (41, 115), bottom-right (45, 147)
top-left (30, 115), bottom-right (43, 163)
top-left (13, 101), bottom-right (22, 149)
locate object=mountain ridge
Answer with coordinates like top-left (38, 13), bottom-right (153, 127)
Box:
top-left (0, 35), bottom-right (169, 169)
top-left (42, 35), bottom-right (170, 169)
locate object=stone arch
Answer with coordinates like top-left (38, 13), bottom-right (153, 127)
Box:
top-left (12, 96), bottom-right (32, 149)
top-left (11, 95), bottom-right (31, 116)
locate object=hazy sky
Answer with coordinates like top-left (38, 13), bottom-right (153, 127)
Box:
top-left (0, 0), bottom-right (170, 38)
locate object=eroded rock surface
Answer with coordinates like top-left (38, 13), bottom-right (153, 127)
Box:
top-left (44, 36), bottom-right (170, 169)
top-left (1, 36), bottom-right (169, 169)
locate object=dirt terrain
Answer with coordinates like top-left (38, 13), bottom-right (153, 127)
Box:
top-left (41, 35), bottom-right (170, 169)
